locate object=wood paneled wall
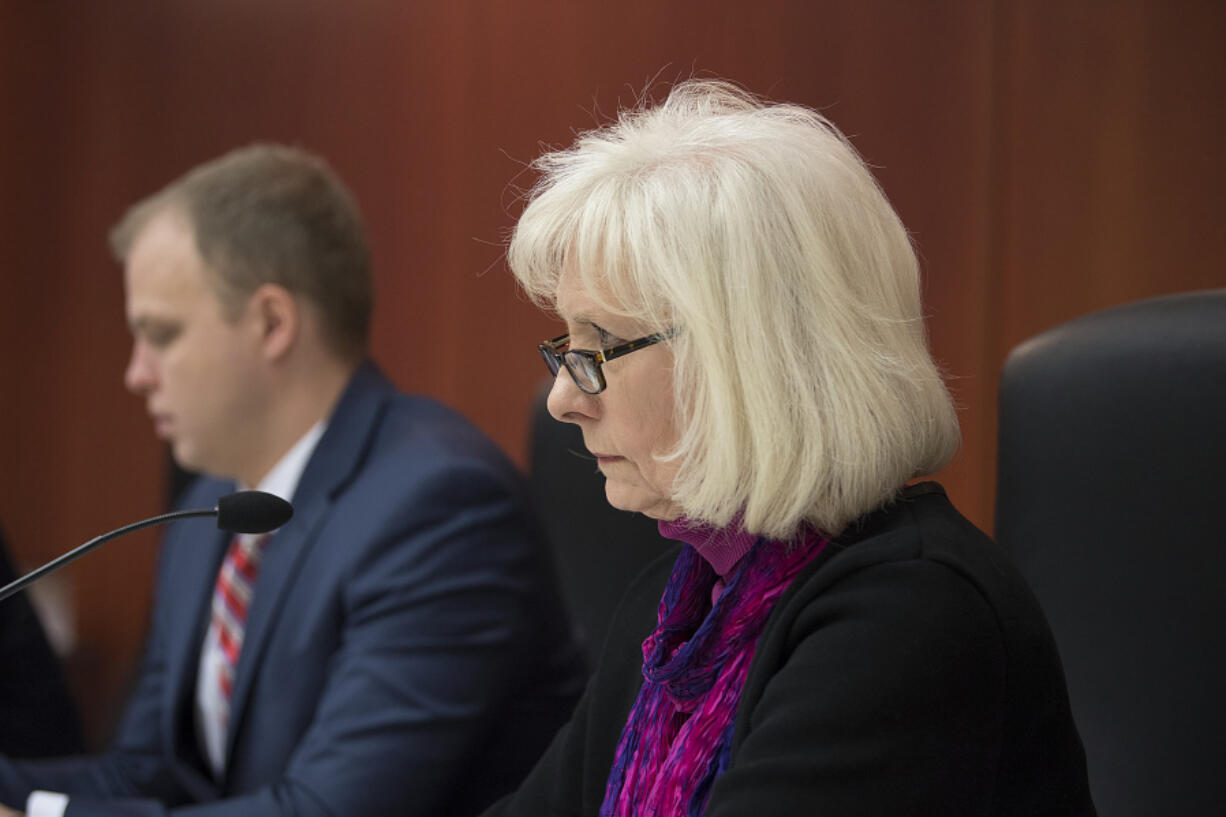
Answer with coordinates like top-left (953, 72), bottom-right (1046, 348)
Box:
top-left (2, 0), bottom-right (1223, 746)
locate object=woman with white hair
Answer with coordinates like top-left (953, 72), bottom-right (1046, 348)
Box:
top-left (486, 80), bottom-right (1095, 817)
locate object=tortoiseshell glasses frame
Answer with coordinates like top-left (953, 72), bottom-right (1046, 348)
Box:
top-left (537, 331), bottom-right (673, 395)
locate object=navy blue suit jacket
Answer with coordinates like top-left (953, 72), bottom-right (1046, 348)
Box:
top-left (0, 363), bottom-right (585, 816)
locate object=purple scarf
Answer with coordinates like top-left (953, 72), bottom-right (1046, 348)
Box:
top-left (599, 522), bottom-right (827, 817)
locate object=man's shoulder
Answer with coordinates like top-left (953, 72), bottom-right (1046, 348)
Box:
top-left (338, 364), bottom-right (505, 460)
top-left (369, 390), bottom-right (515, 473)
top-left (315, 386), bottom-right (528, 533)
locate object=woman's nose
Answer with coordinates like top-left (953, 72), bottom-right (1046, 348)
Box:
top-left (546, 367), bottom-right (599, 423)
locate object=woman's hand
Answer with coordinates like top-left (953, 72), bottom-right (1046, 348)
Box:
top-left (0, 805), bottom-right (25, 817)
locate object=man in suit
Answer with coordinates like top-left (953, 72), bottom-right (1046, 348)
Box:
top-left (0, 145), bottom-right (584, 817)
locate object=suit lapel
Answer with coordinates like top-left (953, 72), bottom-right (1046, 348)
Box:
top-left (220, 362), bottom-right (393, 772)
top-left (162, 483), bottom-right (233, 775)
top-left (220, 490), bottom-right (327, 766)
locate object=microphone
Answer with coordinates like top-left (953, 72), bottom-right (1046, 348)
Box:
top-left (0, 491), bottom-right (292, 603)
top-left (216, 491), bottom-right (294, 534)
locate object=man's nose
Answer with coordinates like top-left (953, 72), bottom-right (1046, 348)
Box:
top-left (124, 341), bottom-right (156, 395)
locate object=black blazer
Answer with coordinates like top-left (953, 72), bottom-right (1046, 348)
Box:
top-left (485, 483), bottom-right (1096, 816)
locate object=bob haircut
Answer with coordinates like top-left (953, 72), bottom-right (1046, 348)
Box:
top-left (110, 144), bottom-right (372, 363)
top-left (509, 80), bottom-right (960, 540)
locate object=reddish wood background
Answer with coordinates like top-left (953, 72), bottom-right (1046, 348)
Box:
top-left (2, 0), bottom-right (1223, 746)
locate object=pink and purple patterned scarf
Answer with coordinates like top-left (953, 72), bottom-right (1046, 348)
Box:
top-left (599, 524), bottom-right (828, 817)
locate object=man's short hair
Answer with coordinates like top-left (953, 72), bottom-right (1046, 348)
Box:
top-left (509, 80), bottom-right (960, 539)
top-left (111, 144), bottom-right (373, 361)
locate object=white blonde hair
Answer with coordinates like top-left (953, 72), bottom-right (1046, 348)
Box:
top-left (510, 80), bottom-right (959, 539)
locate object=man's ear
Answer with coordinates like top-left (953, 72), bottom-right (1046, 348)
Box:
top-left (248, 283), bottom-right (298, 362)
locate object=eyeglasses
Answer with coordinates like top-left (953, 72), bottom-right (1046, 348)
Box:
top-left (538, 331), bottom-right (672, 395)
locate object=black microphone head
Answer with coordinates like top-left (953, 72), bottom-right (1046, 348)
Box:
top-left (215, 491), bottom-right (293, 534)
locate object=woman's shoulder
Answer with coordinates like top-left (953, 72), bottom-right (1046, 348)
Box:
top-left (722, 483), bottom-right (1090, 816)
top-left (749, 481), bottom-right (1063, 704)
top-left (810, 482), bottom-right (1018, 608)
top-left (748, 479), bottom-right (1071, 736)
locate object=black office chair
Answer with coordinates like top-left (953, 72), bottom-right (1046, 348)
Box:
top-left (527, 380), bottom-right (673, 671)
top-left (995, 288), bottom-right (1226, 817)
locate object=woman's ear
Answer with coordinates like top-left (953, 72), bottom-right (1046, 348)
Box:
top-left (248, 283), bottom-right (299, 362)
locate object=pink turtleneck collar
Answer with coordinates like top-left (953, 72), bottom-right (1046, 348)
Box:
top-left (657, 516), bottom-right (760, 579)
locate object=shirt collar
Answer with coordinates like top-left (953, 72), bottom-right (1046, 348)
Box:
top-left (245, 420), bottom-right (327, 506)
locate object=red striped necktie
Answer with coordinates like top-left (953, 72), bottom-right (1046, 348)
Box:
top-left (209, 533), bottom-right (270, 726)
